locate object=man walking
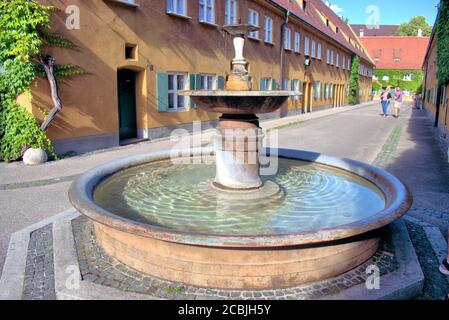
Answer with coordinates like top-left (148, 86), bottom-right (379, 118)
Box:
top-left (394, 86), bottom-right (404, 119)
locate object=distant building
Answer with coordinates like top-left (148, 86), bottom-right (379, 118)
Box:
top-left (26, 0), bottom-right (373, 155)
top-left (357, 32), bottom-right (429, 98)
top-left (351, 24), bottom-right (399, 37)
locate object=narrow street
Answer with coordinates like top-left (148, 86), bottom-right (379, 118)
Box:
top-left (1, 102), bottom-right (448, 298)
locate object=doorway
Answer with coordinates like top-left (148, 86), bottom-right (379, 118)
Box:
top-left (117, 69), bottom-right (137, 141)
top-left (302, 82), bottom-right (312, 113)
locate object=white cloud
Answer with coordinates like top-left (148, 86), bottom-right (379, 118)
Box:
top-left (324, 1), bottom-right (344, 17)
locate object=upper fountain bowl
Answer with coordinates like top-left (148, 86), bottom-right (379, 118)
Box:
top-left (179, 90), bottom-right (301, 114)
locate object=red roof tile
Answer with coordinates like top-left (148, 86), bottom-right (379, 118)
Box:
top-left (351, 25), bottom-right (399, 37)
top-left (271, 0), bottom-right (374, 65)
top-left (358, 36), bottom-right (430, 70)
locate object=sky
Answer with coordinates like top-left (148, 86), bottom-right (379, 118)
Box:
top-left (324, 0), bottom-right (440, 26)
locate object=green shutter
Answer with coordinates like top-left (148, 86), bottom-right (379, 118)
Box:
top-left (260, 78), bottom-right (266, 90)
top-left (271, 79), bottom-right (276, 90)
top-left (156, 73), bottom-right (169, 112)
top-left (217, 76), bottom-right (225, 90)
top-left (291, 80), bottom-right (295, 91)
top-left (189, 74), bottom-right (200, 109)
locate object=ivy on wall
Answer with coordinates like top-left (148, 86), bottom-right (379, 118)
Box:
top-left (372, 69), bottom-right (424, 93)
top-left (437, 0), bottom-right (449, 85)
top-left (348, 55), bottom-right (360, 105)
top-left (0, 0), bottom-right (84, 162)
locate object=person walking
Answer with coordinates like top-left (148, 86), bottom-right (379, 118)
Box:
top-left (394, 86), bottom-right (404, 118)
top-left (440, 228), bottom-right (449, 277)
top-left (380, 85), bottom-right (392, 117)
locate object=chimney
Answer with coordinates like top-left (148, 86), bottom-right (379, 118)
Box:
top-left (360, 29), bottom-right (364, 37)
top-left (418, 28), bottom-right (423, 37)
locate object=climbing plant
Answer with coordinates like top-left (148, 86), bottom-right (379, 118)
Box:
top-left (372, 69), bottom-right (424, 93)
top-left (348, 55), bottom-right (360, 105)
top-left (437, 0), bottom-right (449, 86)
top-left (0, 0), bottom-right (84, 162)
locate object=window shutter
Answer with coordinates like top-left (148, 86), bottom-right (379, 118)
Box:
top-left (271, 79), bottom-right (276, 90)
top-left (260, 77), bottom-right (266, 90)
top-left (157, 73), bottom-right (169, 112)
top-left (189, 74), bottom-right (199, 109)
top-left (217, 76), bottom-right (225, 90)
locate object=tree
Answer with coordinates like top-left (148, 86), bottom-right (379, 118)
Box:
top-left (348, 56), bottom-right (360, 105)
top-left (0, 0), bottom-right (84, 161)
top-left (396, 16), bottom-right (433, 37)
top-left (437, 0), bottom-right (449, 85)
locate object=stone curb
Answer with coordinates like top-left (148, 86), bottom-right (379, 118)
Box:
top-left (52, 215), bottom-right (159, 300)
top-left (404, 215), bottom-right (449, 286)
top-left (323, 219), bottom-right (424, 300)
top-left (0, 209), bottom-right (79, 300)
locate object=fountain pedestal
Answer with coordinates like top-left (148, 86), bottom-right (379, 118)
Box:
top-left (214, 114), bottom-right (264, 190)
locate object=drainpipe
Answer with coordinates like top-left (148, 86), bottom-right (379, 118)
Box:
top-left (280, 10), bottom-right (291, 90)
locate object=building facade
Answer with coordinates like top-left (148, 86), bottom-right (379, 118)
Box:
top-left (422, 4), bottom-right (449, 140)
top-left (358, 34), bottom-right (430, 99)
top-left (29, 0), bottom-right (374, 154)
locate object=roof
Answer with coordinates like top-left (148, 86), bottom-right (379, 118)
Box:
top-left (270, 0), bottom-right (375, 66)
top-left (358, 36), bottom-right (430, 70)
top-left (350, 24), bottom-right (399, 37)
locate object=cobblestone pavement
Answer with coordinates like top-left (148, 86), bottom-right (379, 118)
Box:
top-left (22, 224), bottom-right (56, 300)
top-left (71, 216), bottom-right (397, 300)
top-left (406, 222), bottom-right (449, 300)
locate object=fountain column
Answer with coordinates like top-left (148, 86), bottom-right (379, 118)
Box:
top-left (214, 114), bottom-right (264, 190)
top-left (213, 25), bottom-right (265, 190)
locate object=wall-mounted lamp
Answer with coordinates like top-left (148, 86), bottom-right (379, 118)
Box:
top-left (304, 59), bottom-right (311, 67)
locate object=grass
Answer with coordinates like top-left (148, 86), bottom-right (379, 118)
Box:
top-left (266, 120), bottom-right (304, 132)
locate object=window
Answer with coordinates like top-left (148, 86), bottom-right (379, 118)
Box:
top-left (330, 50), bottom-right (334, 65)
top-left (264, 17), bottom-right (273, 43)
top-left (294, 32), bottom-right (300, 52)
top-left (168, 73), bottom-right (187, 111)
top-left (292, 79), bottom-right (301, 100)
top-left (342, 56), bottom-right (345, 69)
top-left (336, 53), bottom-right (339, 68)
top-left (347, 58), bottom-right (351, 70)
top-left (317, 43), bottom-right (322, 60)
top-left (282, 79), bottom-right (290, 90)
top-left (248, 9), bottom-right (259, 38)
top-left (199, 0), bottom-right (215, 24)
top-left (394, 57), bottom-right (401, 62)
top-left (311, 40), bottom-right (316, 58)
top-left (314, 81), bottom-right (321, 99)
top-left (324, 83), bottom-right (329, 99)
top-left (304, 37), bottom-right (310, 56)
top-left (167, 0), bottom-right (187, 16)
top-left (200, 74), bottom-right (216, 90)
top-left (261, 77), bottom-right (272, 90)
top-left (225, 0), bottom-right (237, 24)
top-left (125, 44), bottom-right (137, 60)
top-left (326, 49), bottom-right (330, 64)
top-left (284, 28), bottom-right (291, 50)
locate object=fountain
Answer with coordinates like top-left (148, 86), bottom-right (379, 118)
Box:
top-left (69, 25), bottom-right (412, 291)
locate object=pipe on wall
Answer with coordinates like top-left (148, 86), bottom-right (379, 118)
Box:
top-left (280, 10), bottom-right (291, 90)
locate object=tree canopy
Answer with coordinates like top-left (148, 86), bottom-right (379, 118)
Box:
top-left (395, 16), bottom-right (433, 37)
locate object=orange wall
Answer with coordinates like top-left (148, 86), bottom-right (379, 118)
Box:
top-left (32, 0), bottom-right (373, 143)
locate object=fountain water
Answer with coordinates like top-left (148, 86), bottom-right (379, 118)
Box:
top-left (69, 25), bottom-right (412, 290)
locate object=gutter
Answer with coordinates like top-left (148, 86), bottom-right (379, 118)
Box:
top-left (280, 10), bottom-right (291, 89)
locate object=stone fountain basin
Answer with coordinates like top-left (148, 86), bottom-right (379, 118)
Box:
top-left (179, 90), bottom-right (301, 114)
top-left (68, 148), bottom-right (412, 290)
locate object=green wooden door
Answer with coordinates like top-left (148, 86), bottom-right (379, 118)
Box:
top-left (117, 69), bottom-right (137, 140)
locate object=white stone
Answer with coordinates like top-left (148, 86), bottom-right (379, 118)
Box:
top-left (23, 148), bottom-right (48, 165)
